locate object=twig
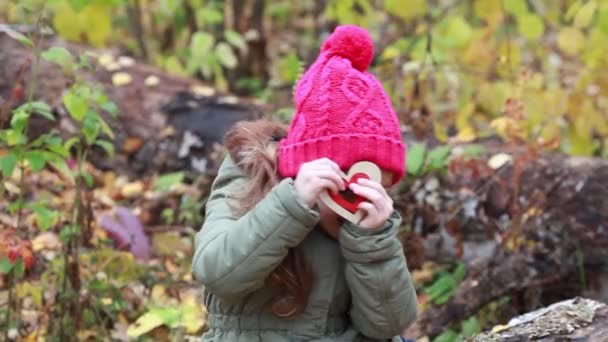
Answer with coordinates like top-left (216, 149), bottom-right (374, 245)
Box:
top-left (4, 273), bottom-right (12, 341)
top-left (126, 0), bottom-right (148, 61)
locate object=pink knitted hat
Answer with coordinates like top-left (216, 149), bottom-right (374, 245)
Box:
top-left (278, 25), bottom-right (406, 184)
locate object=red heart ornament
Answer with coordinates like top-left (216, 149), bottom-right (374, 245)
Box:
top-left (328, 173), bottom-right (369, 213)
top-left (319, 161), bottom-right (382, 224)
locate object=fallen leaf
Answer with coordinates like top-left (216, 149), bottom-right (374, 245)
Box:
top-left (153, 232), bottom-right (190, 256)
top-left (144, 75), bottom-right (160, 87)
top-left (32, 232), bottom-right (62, 251)
top-left (491, 324), bottom-right (511, 333)
top-left (488, 153), bottom-right (513, 169)
top-left (118, 56), bottom-right (135, 67)
top-left (121, 181), bottom-right (144, 198)
top-left (99, 207), bottom-right (151, 260)
top-left (121, 137), bottom-right (144, 154)
top-left (4, 181), bottom-right (21, 195)
top-left (97, 54), bottom-right (114, 66)
top-left (112, 72), bottom-right (132, 86)
top-left (190, 85), bottom-right (216, 96)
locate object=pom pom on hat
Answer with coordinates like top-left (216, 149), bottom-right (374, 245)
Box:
top-left (321, 25), bottom-right (374, 71)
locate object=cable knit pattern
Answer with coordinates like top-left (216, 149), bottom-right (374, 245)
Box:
top-left (278, 25), bottom-right (406, 184)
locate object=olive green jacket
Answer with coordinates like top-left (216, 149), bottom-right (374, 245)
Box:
top-left (192, 157), bottom-right (417, 341)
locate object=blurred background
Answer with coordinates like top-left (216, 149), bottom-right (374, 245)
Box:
top-left (4, 0), bottom-right (608, 154)
top-left (1, 0), bottom-right (608, 341)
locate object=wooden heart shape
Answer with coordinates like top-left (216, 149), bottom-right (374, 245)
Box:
top-left (319, 161), bottom-right (382, 224)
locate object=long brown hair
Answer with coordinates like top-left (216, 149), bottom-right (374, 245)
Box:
top-left (224, 119), bottom-right (313, 317)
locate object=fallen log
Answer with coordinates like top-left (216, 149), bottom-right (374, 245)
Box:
top-left (402, 151), bottom-right (608, 338)
top-left (472, 298), bottom-right (608, 341)
top-left (0, 30), bottom-right (264, 179)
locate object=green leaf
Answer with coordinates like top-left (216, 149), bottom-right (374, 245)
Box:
top-left (574, 0), bottom-right (597, 28)
top-left (4, 129), bottom-right (27, 146)
top-left (42, 46), bottom-right (74, 71)
top-left (432, 329), bottom-right (459, 342)
top-left (63, 90), bottom-right (88, 121)
top-left (190, 31), bottom-right (215, 60)
top-left (94, 140), bottom-right (115, 157)
top-left (0, 153), bottom-right (17, 178)
top-left (278, 52), bottom-right (303, 83)
top-left (599, 6), bottom-right (608, 34)
top-left (153, 172), bottom-right (184, 192)
top-left (81, 170), bottom-right (94, 188)
top-left (28, 203), bottom-right (58, 231)
top-left (518, 13), bottom-right (545, 40)
top-left (10, 109), bottom-right (29, 131)
top-left (16, 101), bottom-right (54, 121)
top-left (64, 136), bottom-right (80, 153)
top-left (504, 0), bottom-right (528, 17)
top-left (426, 145), bottom-right (451, 170)
top-left (195, 6), bottom-right (223, 26)
top-left (82, 113), bottom-right (100, 145)
top-left (25, 150), bottom-right (46, 172)
top-left (97, 116), bottom-right (115, 139)
top-left (461, 144), bottom-right (485, 159)
top-left (407, 143), bottom-right (426, 176)
top-left (13, 259), bottom-right (25, 278)
top-left (0, 26), bottom-right (33, 47)
top-left (100, 101), bottom-right (118, 117)
top-left (566, 0), bottom-right (583, 22)
top-left (215, 42), bottom-right (238, 69)
top-left (0, 257), bottom-right (14, 274)
top-left (461, 316), bottom-right (481, 337)
top-left (49, 159), bottom-right (74, 182)
top-left (225, 30), bottom-right (247, 54)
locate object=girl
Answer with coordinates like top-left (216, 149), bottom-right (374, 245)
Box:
top-left (192, 25), bottom-right (418, 341)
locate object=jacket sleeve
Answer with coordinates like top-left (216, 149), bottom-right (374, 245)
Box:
top-left (339, 211), bottom-right (418, 339)
top-left (192, 157), bottom-right (319, 299)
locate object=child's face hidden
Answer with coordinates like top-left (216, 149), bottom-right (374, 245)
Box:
top-left (318, 170), bottom-right (393, 239)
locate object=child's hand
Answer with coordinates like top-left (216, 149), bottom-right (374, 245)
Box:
top-left (349, 178), bottom-right (393, 229)
top-left (294, 158), bottom-right (345, 208)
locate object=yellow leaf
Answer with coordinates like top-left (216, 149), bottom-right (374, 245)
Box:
top-left (126, 311), bottom-right (166, 338)
top-left (456, 102), bottom-right (475, 130)
top-left (455, 126), bottom-right (476, 142)
top-left (558, 27), bottom-right (586, 55)
top-left (497, 40), bottom-right (521, 77)
top-left (385, 0), bottom-right (427, 20)
top-left (180, 293), bottom-right (207, 333)
top-left (477, 82), bottom-right (510, 115)
top-left (517, 13), bottom-right (545, 40)
top-left (574, 0), bottom-right (598, 28)
top-left (433, 122), bottom-right (449, 143)
top-left (380, 46), bottom-right (400, 61)
top-left (443, 16), bottom-right (473, 47)
top-left (112, 72), bottom-right (132, 86)
top-left (474, 0), bottom-right (503, 25)
top-left (491, 324), bottom-right (511, 333)
top-left (80, 3), bottom-right (112, 47)
top-left (52, 3), bottom-right (82, 42)
top-left (152, 232), bottom-right (191, 256)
